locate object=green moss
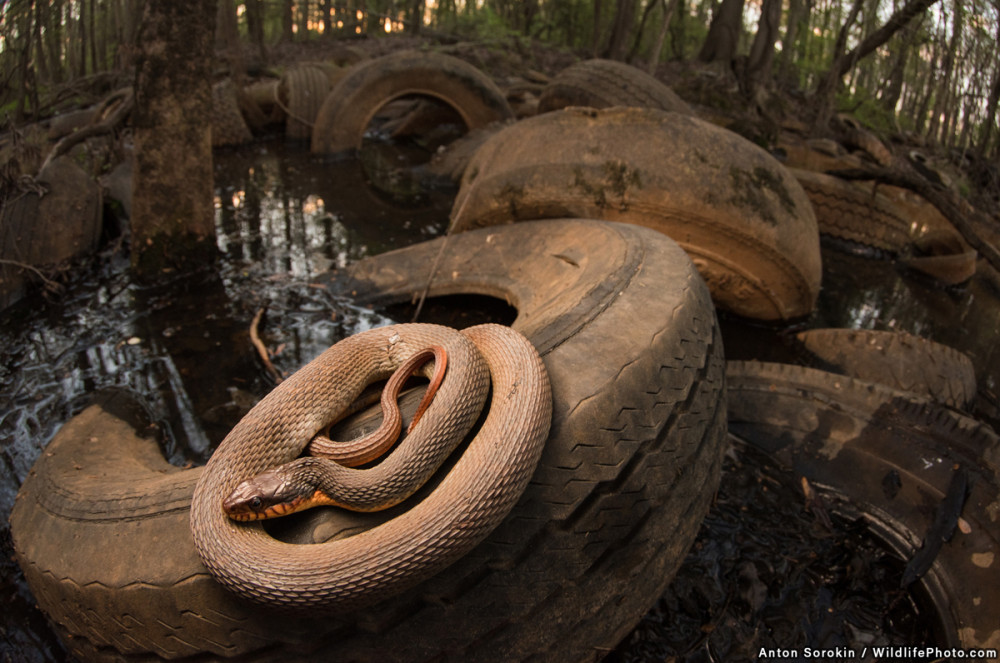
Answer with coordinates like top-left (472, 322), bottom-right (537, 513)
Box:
top-left (571, 162), bottom-right (642, 211)
top-left (727, 165), bottom-right (797, 225)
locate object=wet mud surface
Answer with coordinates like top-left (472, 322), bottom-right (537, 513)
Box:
top-left (2, 139), bottom-right (999, 661)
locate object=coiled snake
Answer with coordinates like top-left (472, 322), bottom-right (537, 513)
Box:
top-left (190, 323), bottom-right (552, 609)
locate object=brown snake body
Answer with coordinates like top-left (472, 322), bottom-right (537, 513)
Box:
top-left (190, 323), bottom-right (551, 609)
top-left (305, 345), bottom-right (447, 467)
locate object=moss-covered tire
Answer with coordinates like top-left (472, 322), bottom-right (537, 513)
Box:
top-left (538, 58), bottom-right (693, 116)
top-left (727, 360), bottom-right (1000, 650)
top-left (0, 156), bottom-right (103, 309)
top-left (450, 107), bottom-right (821, 321)
top-left (310, 50), bottom-right (513, 156)
top-left (11, 219), bottom-right (726, 662)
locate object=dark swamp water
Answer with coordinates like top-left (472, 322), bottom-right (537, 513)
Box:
top-left (3, 137), bottom-right (1000, 662)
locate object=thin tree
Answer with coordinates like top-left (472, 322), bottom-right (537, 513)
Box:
top-left (878, 15), bottom-right (924, 114)
top-left (926, 0), bottom-right (962, 142)
top-left (976, 6), bottom-right (1000, 158)
top-left (742, 0), bottom-right (782, 96)
top-left (645, 0), bottom-right (681, 72)
top-left (812, 0), bottom-right (942, 130)
top-left (777, 0), bottom-right (808, 85)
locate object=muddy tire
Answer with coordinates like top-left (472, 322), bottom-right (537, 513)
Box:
top-left (538, 58), bottom-right (693, 116)
top-left (791, 167), bottom-right (911, 252)
top-left (795, 328), bottom-right (977, 409)
top-left (726, 361), bottom-right (1000, 650)
top-left (0, 156), bottom-right (102, 309)
top-left (450, 106), bottom-right (821, 321)
top-left (12, 219), bottom-right (726, 662)
top-left (311, 50), bottom-right (513, 156)
top-left (279, 64), bottom-right (334, 141)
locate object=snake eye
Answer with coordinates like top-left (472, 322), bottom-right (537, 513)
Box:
top-left (250, 497), bottom-right (263, 510)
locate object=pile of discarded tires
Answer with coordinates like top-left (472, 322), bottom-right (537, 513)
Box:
top-left (11, 48), bottom-right (1000, 662)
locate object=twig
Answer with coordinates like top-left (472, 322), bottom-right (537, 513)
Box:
top-left (273, 92), bottom-right (316, 129)
top-left (0, 258), bottom-right (62, 291)
top-left (250, 307), bottom-right (284, 383)
top-left (411, 233), bottom-right (452, 322)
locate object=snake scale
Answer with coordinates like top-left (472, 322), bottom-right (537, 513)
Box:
top-left (190, 323), bottom-right (552, 609)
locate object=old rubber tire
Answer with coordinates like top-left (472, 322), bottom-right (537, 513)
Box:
top-left (791, 167), bottom-right (911, 253)
top-left (901, 227), bottom-right (978, 285)
top-left (450, 106), bottom-right (821, 321)
top-left (311, 50), bottom-right (513, 156)
top-left (795, 328), bottom-right (977, 409)
top-left (727, 360), bottom-right (1000, 651)
top-left (279, 64), bottom-right (334, 141)
top-left (538, 58), bottom-right (693, 116)
top-left (11, 219), bottom-right (726, 662)
top-left (1, 156), bottom-right (102, 309)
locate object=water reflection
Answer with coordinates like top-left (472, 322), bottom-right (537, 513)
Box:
top-left (213, 141), bottom-right (450, 278)
top-left (722, 243), bottom-right (1000, 425)
top-left (0, 140), bottom-right (456, 663)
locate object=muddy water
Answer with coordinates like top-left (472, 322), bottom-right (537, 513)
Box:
top-left (2, 139), bottom-right (998, 661)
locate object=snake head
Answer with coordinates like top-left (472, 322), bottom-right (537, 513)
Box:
top-left (222, 468), bottom-right (314, 521)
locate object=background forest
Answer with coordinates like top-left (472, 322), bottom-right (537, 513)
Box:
top-left (1, 0), bottom-right (999, 200)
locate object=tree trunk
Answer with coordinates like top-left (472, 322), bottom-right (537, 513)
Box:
top-left (911, 36), bottom-right (938, 134)
top-left (320, 0), bottom-right (332, 35)
top-left (697, 0), bottom-right (745, 65)
top-left (32, 0), bottom-right (50, 83)
top-left (409, 0), bottom-right (426, 33)
top-left (216, 0), bottom-right (244, 79)
top-left (592, 0), bottom-right (605, 56)
top-left (131, 0), bottom-right (218, 278)
top-left (297, 0), bottom-right (310, 38)
top-left (282, 0), bottom-right (295, 41)
top-left (742, 0), bottom-right (781, 95)
top-left (879, 16), bottom-right (923, 114)
top-left (605, 0), bottom-right (638, 60)
top-left (878, 42), bottom-right (908, 113)
top-left (46, 0), bottom-right (64, 82)
top-left (812, 0), bottom-right (941, 131)
top-left (76, 0), bottom-right (88, 77)
top-left (245, 0), bottom-right (268, 63)
top-left (627, 0), bottom-right (659, 62)
top-left (15, 1), bottom-right (34, 121)
top-left (939, 76), bottom-right (959, 146)
top-left (927, 0), bottom-right (962, 143)
top-left (88, 0), bottom-right (99, 73)
top-left (976, 17), bottom-right (1000, 159)
top-left (777, 0), bottom-right (808, 85)
top-left (645, 0), bottom-right (680, 72)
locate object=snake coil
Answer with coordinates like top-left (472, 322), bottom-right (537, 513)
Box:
top-left (190, 323), bottom-right (552, 609)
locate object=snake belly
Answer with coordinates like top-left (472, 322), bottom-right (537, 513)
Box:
top-left (189, 322), bottom-right (552, 609)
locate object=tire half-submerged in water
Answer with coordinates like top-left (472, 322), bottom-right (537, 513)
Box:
top-left (11, 219), bottom-right (727, 662)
